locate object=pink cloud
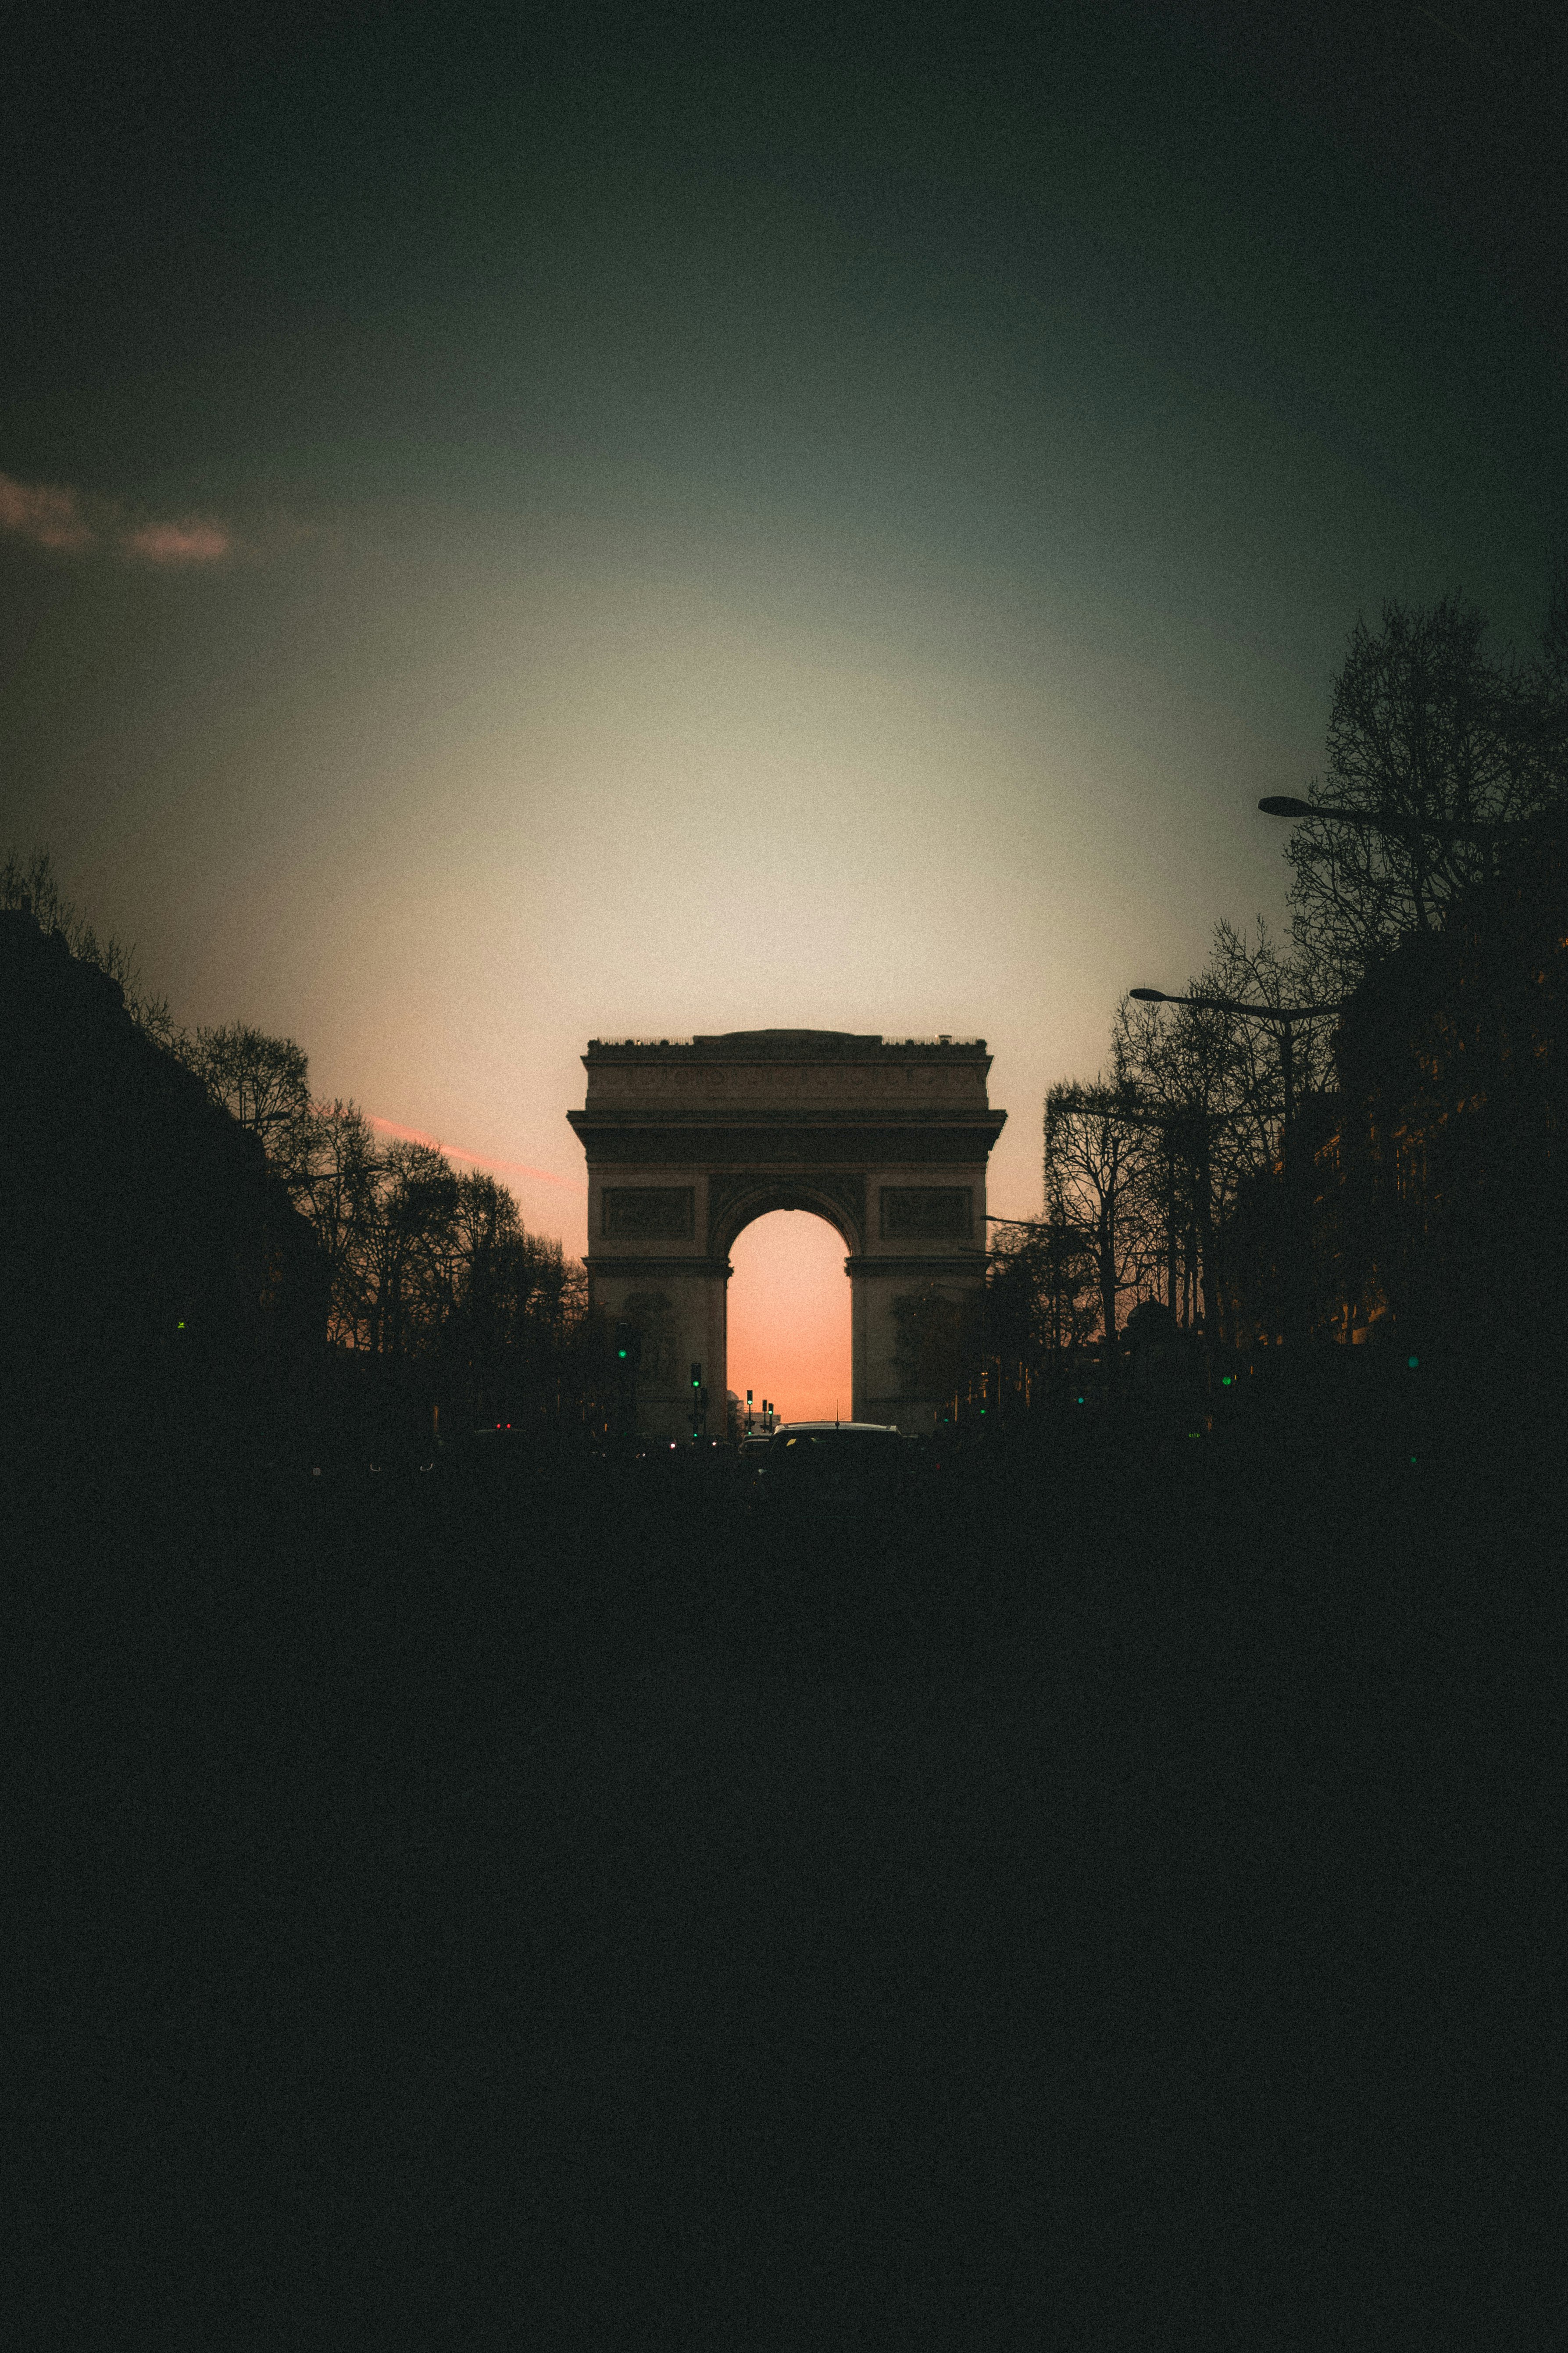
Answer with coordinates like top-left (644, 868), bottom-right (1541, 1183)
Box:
top-left (0, 471), bottom-right (96, 551)
top-left (366, 1112), bottom-right (586, 1192)
top-left (120, 517), bottom-right (233, 565)
top-left (1, 466), bottom-right (240, 566)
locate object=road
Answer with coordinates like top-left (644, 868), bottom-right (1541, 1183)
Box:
top-left (14, 1440), bottom-right (1559, 2349)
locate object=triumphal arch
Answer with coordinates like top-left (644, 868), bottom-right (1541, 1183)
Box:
top-left (568, 1030), bottom-right (1006, 1438)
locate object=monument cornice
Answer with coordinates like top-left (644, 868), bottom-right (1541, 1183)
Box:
top-left (568, 1106), bottom-right (1004, 1128)
top-left (584, 1254), bottom-right (735, 1279)
top-left (583, 1032), bottom-right (992, 1071)
top-left (843, 1252), bottom-right (988, 1276)
top-left (568, 1107), bottom-right (1007, 1166)
top-left (569, 1132), bottom-right (1003, 1168)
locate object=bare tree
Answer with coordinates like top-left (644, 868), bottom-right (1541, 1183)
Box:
top-left (986, 1212), bottom-right (1097, 1409)
top-left (359, 1141), bottom-right (461, 1359)
top-left (1114, 919), bottom-right (1331, 1342)
top-left (1043, 1050), bottom-right (1151, 1357)
top-left (179, 1023), bottom-right (318, 1194)
top-left (2, 844), bottom-right (176, 1042)
top-left (302, 1100), bottom-right (382, 1348)
top-left (1285, 592), bottom-right (1546, 991)
top-left (4, 851), bottom-right (598, 1421)
top-left (1116, 917), bottom-right (1345, 1346)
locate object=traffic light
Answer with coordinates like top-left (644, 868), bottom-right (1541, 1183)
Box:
top-left (613, 1319), bottom-right (642, 1373)
top-left (690, 1361), bottom-right (702, 1390)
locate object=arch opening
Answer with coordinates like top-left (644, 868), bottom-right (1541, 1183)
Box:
top-left (712, 1178), bottom-right (861, 1262)
top-left (727, 1210), bottom-right (852, 1427)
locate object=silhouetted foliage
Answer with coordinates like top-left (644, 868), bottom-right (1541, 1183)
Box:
top-left (1302, 817), bottom-right (1567, 1357)
top-left (0, 897), bottom-right (325, 1459)
top-left (1, 845), bottom-right (176, 1043)
top-left (1108, 919), bottom-right (1336, 1345)
top-left (1122, 1297), bottom-right (1178, 1352)
top-left (4, 849), bottom-right (599, 1451)
top-left (982, 1213), bottom-right (1097, 1418)
top-left (1286, 588), bottom-right (1568, 994)
top-left (179, 1024), bottom-right (318, 1195)
top-left (181, 1030), bottom-right (596, 1433)
top-left (1043, 1055), bottom-right (1150, 1355)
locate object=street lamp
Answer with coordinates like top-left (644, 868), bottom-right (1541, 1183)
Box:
top-left (1127, 987), bottom-right (1341, 1152)
top-left (1258, 795), bottom-right (1535, 851)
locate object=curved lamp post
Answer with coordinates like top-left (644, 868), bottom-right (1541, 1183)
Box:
top-left (1258, 794), bottom-right (1536, 853)
top-left (1127, 987), bottom-right (1342, 1161)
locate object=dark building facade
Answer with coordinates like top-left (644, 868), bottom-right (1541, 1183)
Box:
top-left (2, 903), bottom-right (328, 1461)
top-left (1225, 819), bottom-right (1568, 1370)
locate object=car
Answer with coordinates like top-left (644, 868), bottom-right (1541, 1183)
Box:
top-left (432, 1421), bottom-right (597, 1493)
top-left (758, 1420), bottom-right (904, 1508)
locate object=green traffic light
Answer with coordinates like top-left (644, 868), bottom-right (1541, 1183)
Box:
top-left (1407, 1355), bottom-right (1419, 1370)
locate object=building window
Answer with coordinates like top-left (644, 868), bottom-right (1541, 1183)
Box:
top-left (879, 1187), bottom-right (972, 1241)
top-left (602, 1187), bottom-right (696, 1241)
top-left (1393, 1131), bottom-right (1428, 1206)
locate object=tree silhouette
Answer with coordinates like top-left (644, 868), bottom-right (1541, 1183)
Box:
top-left (1, 845), bottom-right (175, 1043)
top-left (1285, 590), bottom-right (1563, 993)
top-left (179, 1024), bottom-right (317, 1196)
top-left (1043, 1057), bottom-right (1148, 1355)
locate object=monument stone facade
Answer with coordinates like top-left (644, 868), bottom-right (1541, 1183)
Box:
top-left (568, 1030), bottom-right (1006, 1438)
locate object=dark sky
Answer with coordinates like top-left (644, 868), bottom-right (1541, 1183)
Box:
top-left (4, 3), bottom-right (1564, 1390)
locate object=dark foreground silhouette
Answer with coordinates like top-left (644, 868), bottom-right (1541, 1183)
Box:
top-left (12, 1415), bottom-right (1561, 2351)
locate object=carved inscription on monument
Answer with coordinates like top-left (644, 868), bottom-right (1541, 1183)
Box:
top-left (602, 1186), bottom-right (696, 1241)
top-left (879, 1186), bottom-right (973, 1241)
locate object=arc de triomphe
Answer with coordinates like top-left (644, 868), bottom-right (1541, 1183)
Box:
top-left (568, 1030), bottom-right (1006, 1437)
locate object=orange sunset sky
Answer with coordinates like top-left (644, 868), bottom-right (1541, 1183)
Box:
top-left (3, 8), bottom-right (1558, 1419)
